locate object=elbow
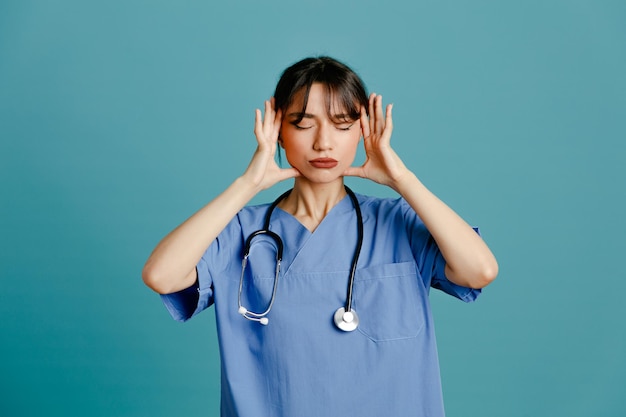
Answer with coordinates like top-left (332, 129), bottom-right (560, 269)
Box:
top-left (473, 260), bottom-right (499, 289)
top-left (142, 260), bottom-right (196, 294)
top-left (142, 261), bottom-right (169, 294)
top-left (446, 258), bottom-right (498, 289)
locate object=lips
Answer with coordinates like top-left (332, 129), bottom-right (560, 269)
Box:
top-left (309, 158), bottom-right (338, 169)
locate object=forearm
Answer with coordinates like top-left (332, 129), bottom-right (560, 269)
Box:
top-left (391, 171), bottom-right (498, 289)
top-left (142, 176), bottom-right (261, 294)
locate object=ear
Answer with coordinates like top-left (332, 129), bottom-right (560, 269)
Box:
top-left (277, 135), bottom-right (284, 148)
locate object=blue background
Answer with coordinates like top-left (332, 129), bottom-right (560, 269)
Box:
top-left (1, 1), bottom-right (625, 416)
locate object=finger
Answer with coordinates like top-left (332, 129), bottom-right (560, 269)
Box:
top-left (382, 104), bottom-right (393, 143)
top-left (360, 105), bottom-right (370, 139)
top-left (269, 97), bottom-right (277, 124)
top-left (278, 167), bottom-right (302, 181)
top-left (368, 93), bottom-right (376, 135)
top-left (264, 100), bottom-right (274, 132)
top-left (343, 166), bottom-right (366, 179)
top-left (272, 108), bottom-right (283, 140)
top-left (375, 95), bottom-right (385, 135)
top-left (254, 108), bottom-right (263, 139)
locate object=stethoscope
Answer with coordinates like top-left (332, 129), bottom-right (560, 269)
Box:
top-left (238, 185), bottom-right (363, 332)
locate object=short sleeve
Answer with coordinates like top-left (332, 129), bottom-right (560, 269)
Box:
top-left (159, 213), bottom-right (243, 321)
top-left (401, 199), bottom-right (481, 302)
top-left (424, 230), bottom-right (481, 302)
top-left (159, 255), bottom-right (216, 322)
top-left (159, 278), bottom-right (201, 322)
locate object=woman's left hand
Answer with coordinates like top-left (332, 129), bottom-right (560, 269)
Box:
top-left (343, 93), bottom-right (410, 190)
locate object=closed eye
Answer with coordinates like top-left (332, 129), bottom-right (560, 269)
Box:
top-left (336, 123), bottom-right (354, 131)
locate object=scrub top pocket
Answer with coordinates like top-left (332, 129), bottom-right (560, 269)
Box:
top-left (352, 262), bottom-right (426, 342)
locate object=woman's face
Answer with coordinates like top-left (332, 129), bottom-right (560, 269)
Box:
top-left (280, 83), bottom-right (361, 184)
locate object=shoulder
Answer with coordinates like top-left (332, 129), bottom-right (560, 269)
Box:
top-left (240, 202), bottom-right (272, 214)
top-left (354, 193), bottom-right (412, 218)
top-left (354, 193), bottom-right (425, 236)
top-left (237, 202), bottom-right (272, 225)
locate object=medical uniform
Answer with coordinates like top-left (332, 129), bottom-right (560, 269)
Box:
top-left (161, 193), bottom-right (481, 417)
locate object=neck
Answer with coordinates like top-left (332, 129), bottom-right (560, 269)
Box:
top-left (278, 178), bottom-right (347, 232)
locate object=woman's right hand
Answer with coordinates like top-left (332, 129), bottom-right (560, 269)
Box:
top-left (243, 98), bottom-right (300, 190)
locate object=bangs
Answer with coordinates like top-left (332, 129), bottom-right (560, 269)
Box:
top-left (274, 57), bottom-right (368, 124)
top-left (291, 82), bottom-right (363, 124)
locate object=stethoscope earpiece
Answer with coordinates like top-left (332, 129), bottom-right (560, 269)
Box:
top-left (238, 306), bottom-right (270, 325)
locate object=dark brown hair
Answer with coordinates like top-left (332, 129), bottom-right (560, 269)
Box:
top-left (274, 56), bottom-right (369, 123)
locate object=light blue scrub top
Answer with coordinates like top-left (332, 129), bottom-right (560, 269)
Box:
top-left (161, 193), bottom-right (481, 417)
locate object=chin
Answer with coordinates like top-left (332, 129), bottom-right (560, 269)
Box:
top-left (297, 171), bottom-right (343, 184)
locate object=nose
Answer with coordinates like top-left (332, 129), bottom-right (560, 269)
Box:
top-left (313, 125), bottom-right (333, 151)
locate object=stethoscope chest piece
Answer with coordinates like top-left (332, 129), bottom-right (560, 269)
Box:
top-left (334, 307), bottom-right (359, 332)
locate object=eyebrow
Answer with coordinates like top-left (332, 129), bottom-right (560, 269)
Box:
top-left (287, 112), bottom-right (315, 119)
top-left (287, 112), bottom-right (353, 121)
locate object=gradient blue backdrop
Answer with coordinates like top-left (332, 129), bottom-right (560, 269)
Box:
top-left (1, 1), bottom-right (625, 416)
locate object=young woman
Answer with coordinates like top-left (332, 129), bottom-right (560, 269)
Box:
top-left (143, 56), bottom-right (498, 417)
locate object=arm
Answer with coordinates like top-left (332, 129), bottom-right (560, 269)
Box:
top-left (142, 99), bottom-right (300, 294)
top-left (344, 94), bottom-right (498, 289)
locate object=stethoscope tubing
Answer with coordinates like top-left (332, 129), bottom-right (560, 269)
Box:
top-left (344, 187), bottom-right (363, 314)
top-left (238, 185), bottom-right (363, 331)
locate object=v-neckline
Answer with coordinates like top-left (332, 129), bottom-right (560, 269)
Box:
top-left (273, 193), bottom-right (353, 234)
top-left (268, 193), bottom-right (357, 277)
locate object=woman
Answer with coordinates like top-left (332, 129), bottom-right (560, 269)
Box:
top-left (143, 56), bottom-right (498, 417)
